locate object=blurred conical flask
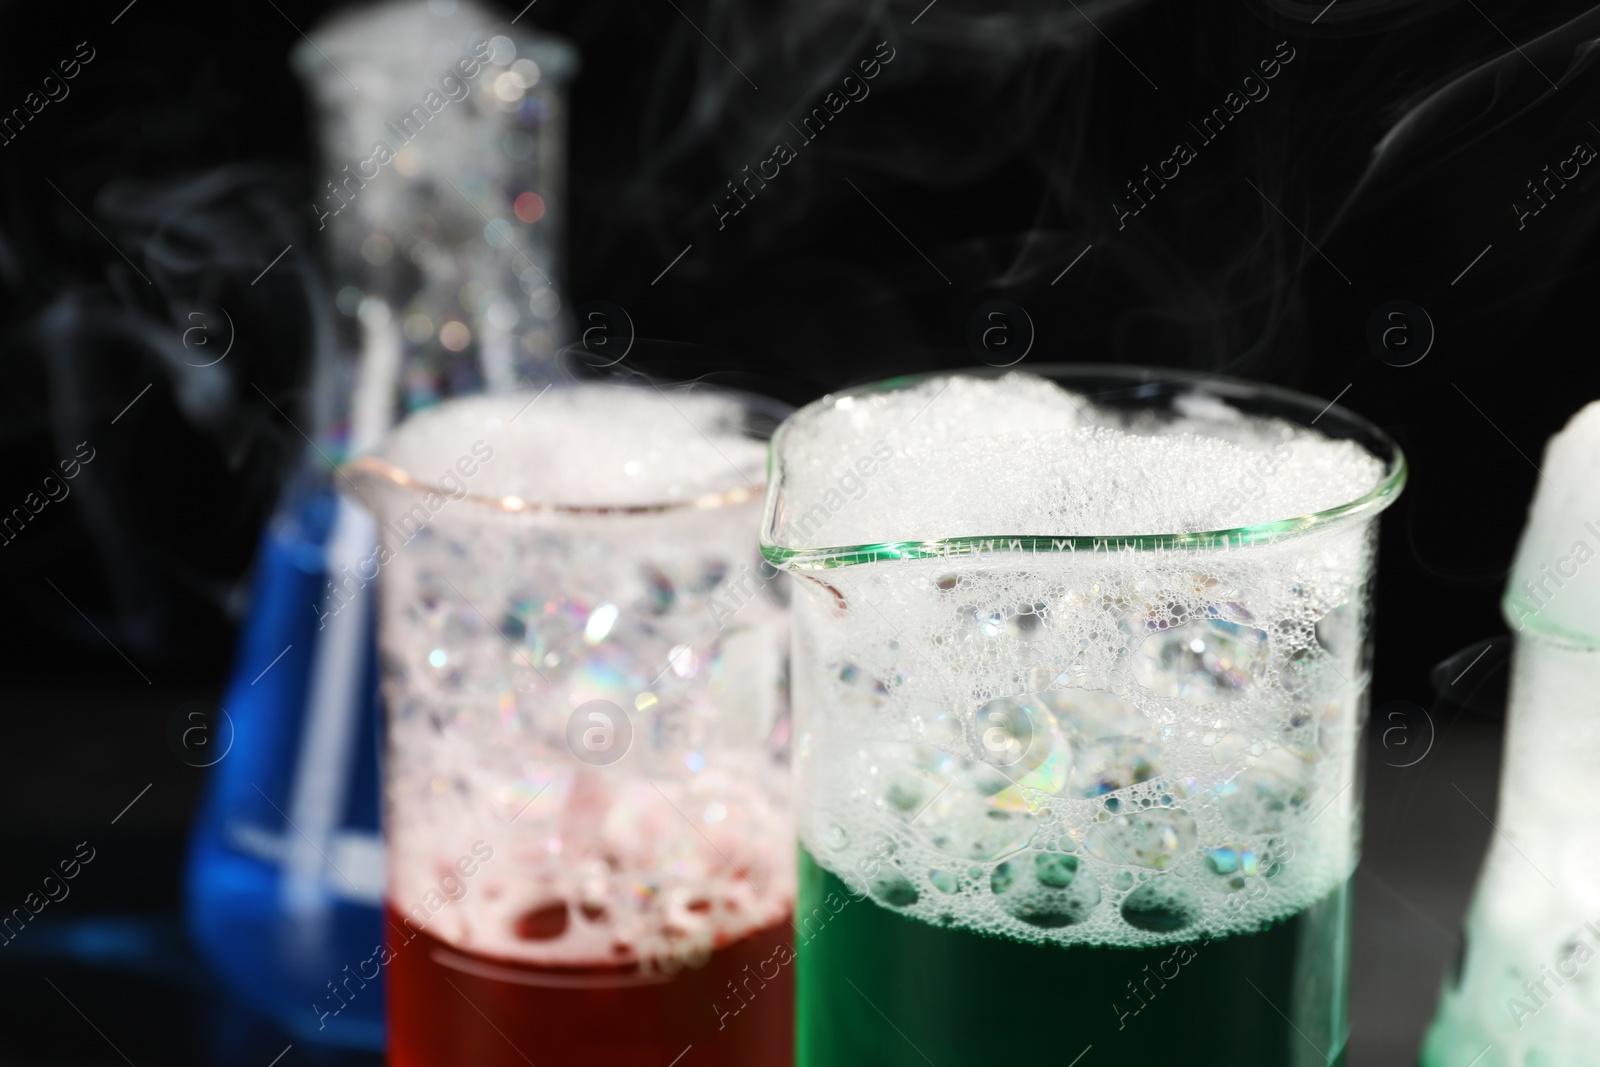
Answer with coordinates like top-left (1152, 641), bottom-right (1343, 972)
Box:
top-left (1421, 402), bottom-right (1600, 1067)
top-left (295, 0), bottom-right (579, 418)
top-left (184, 0), bottom-right (576, 1048)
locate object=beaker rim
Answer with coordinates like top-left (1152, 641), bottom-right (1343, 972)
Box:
top-left (759, 363), bottom-right (1408, 571)
top-left (343, 382), bottom-right (790, 517)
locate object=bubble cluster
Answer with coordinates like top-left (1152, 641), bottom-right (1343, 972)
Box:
top-left (373, 390), bottom-right (791, 968)
top-left (783, 373), bottom-right (1381, 948)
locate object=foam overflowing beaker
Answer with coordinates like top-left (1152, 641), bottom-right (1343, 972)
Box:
top-left (1421, 402), bottom-right (1600, 1067)
top-left (762, 367), bottom-right (1406, 1066)
top-left (344, 384), bottom-right (796, 1065)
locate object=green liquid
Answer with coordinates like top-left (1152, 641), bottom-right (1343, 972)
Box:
top-left (796, 848), bottom-right (1350, 1067)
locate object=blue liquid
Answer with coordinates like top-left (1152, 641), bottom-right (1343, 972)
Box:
top-left (185, 485), bottom-right (385, 1048)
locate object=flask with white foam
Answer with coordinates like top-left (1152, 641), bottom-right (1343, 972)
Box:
top-left (1421, 402), bottom-right (1600, 1067)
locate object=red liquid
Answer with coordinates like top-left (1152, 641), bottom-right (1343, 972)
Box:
top-left (386, 905), bottom-right (794, 1067)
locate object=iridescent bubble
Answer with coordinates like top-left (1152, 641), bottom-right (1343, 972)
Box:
top-left (892, 749), bottom-right (1035, 861)
top-left (975, 697), bottom-right (1033, 767)
top-left (1279, 645), bottom-right (1317, 697)
top-left (1217, 748), bottom-right (1316, 833)
top-left (962, 696), bottom-right (1071, 807)
top-left (1203, 846), bottom-right (1259, 892)
top-left (1084, 809), bottom-right (1199, 869)
top-left (1070, 736), bottom-right (1163, 797)
top-left (1132, 617), bottom-right (1268, 703)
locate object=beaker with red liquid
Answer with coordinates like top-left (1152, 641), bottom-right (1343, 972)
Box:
top-left (347, 385), bottom-right (794, 1066)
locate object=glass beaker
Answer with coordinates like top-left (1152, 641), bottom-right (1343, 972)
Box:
top-left (346, 384), bottom-right (795, 1067)
top-left (761, 366), bottom-right (1406, 1067)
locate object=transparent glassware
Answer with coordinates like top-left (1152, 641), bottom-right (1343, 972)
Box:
top-left (294, 0), bottom-right (579, 416)
top-left (1420, 639), bottom-right (1600, 1067)
top-left (1421, 407), bottom-right (1600, 1067)
top-left (185, 465), bottom-right (387, 1048)
top-left (184, 1), bottom-right (577, 1047)
top-left (761, 365), bottom-right (1406, 1067)
top-left (344, 384), bottom-right (796, 1066)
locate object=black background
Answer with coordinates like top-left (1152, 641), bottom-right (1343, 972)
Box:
top-left (0, 0), bottom-right (1593, 1062)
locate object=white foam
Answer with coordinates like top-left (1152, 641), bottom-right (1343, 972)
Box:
top-left (371, 389), bottom-right (790, 968)
top-left (1423, 402), bottom-right (1600, 1066)
top-left (388, 750), bottom-right (794, 967)
top-left (773, 373), bottom-right (1384, 547)
top-left (1503, 401), bottom-right (1600, 644)
top-left (778, 372), bottom-right (1387, 948)
top-left (379, 386), bottom-right (769, 506)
